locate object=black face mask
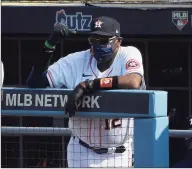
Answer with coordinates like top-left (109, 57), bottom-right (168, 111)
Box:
top-left (91, 41), bottom-right (115, 63)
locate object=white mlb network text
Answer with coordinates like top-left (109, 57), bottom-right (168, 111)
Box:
top-left (5, 93), bottom-right (100, 108)
top-left (47, 46), bottom-right (145, 167)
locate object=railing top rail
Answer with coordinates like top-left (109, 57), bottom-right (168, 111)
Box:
top-left (1, 87), bottom-right (167, 118)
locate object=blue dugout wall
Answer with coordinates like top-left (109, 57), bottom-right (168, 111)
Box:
top-left (1, 87), bottom-right (169, 167)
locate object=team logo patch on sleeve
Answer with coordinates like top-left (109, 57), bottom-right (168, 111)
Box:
top-left (100, 78), bottom-right (113, 88)
top-left (126, 59), bottom-right (140, 70)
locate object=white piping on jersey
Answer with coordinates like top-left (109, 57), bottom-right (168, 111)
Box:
top-left (47, 70), bottom-right (55, 87)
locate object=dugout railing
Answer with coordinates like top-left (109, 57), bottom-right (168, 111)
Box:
top-left (2, 88), bottom-right (192, 167)
top-left (1, 87), bottom-right (170, 167)
top-left (2, 87), bottom-right (192, 167)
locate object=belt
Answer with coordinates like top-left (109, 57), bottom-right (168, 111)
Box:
top-left (74, 137), bottom-right (126, 154)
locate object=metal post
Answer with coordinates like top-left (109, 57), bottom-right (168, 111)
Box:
top-left (18, 40), bottom-right (22, 85)
top-left (188, 43), bottom-right (191, 115)
top-left (62, 136), bottom-right (65, 167)
top-left (19, 116), bottom-right (23, 168)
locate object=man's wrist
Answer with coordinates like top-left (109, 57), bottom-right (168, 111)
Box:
top-left (93, 76), bottom-right (118, 90)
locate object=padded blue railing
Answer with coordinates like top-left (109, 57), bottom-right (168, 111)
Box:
top-left (1, 87), bottom-right (169, 167)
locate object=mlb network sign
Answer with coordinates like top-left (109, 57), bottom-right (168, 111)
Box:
top-left (54, 9), bottom-right (92, 31)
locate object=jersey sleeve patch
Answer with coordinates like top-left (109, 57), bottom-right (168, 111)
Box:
top-left (126, 59), bottom-right (140, 71)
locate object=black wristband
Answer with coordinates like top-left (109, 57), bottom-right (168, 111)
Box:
top-left (93, 76), bottom-right (118, 90)
top-left (45, 41), bottom-right (56, 49)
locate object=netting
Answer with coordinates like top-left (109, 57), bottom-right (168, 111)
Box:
top-left (1, 119), bottom-right (134, 168)
top-left (67, 118), bottom-right (134, 167)
top-left (1, 136), bottom-right (67, 168)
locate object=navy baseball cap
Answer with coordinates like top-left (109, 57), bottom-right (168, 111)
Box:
top-left (89, 16), bottom-right (121, 37)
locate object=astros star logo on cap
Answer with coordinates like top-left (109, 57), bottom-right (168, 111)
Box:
top-left (94, 19), bottom-right (103, 28)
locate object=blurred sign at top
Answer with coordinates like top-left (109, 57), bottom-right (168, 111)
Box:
top-left (1, 0), bottom-right (191, 3)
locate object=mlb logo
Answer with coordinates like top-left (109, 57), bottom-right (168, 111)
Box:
top-left (172, 11), bottom-right (188, 30)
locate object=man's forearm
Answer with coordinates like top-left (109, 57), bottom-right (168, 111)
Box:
top-left (117, 74), bottom-right (142, 89)
top-left (82, 74), bottom-right (142, 94)
top-left (26, 42), bottom-right (55, 88)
